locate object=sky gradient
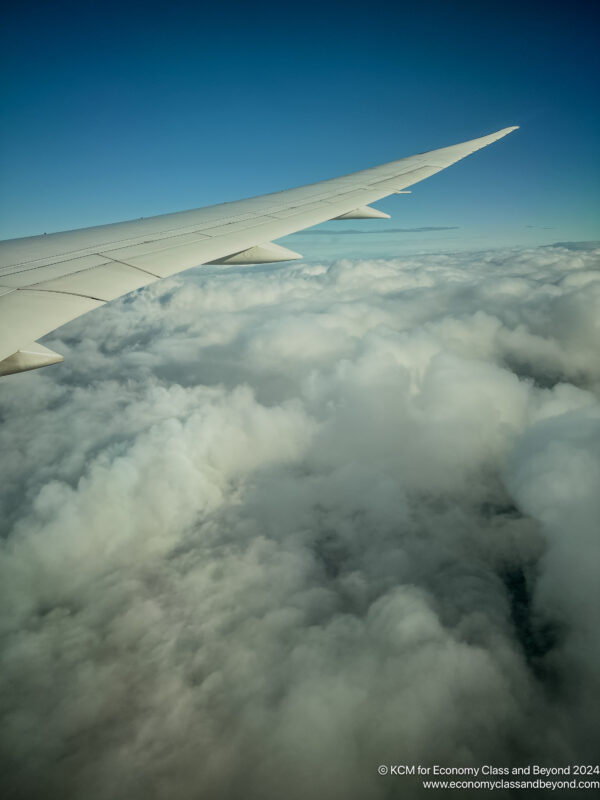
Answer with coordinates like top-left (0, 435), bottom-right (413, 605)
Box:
top-left (1, 1), bottom-right (599, 250)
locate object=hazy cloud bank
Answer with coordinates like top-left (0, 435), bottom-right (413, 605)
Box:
top-left (296, 226), bottom-right (459, 235)
top-left (1, 243), bottom-right (599, 799)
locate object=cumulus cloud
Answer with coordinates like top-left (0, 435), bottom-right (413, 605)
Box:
top-left (0, 243), bottom-right (599, 799)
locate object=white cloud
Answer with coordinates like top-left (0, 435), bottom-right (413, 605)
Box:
top-left (1, 243), bottom-right (599, 799)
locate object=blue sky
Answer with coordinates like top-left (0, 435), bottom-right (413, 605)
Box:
top-left (1, 0), bottom-right (598, 251)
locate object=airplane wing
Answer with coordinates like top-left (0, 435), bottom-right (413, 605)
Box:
top-left (0, 126), bottom-right (518, 376)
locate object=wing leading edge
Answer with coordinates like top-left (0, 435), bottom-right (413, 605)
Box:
top-left (0, 126), bottom-right (519, 376)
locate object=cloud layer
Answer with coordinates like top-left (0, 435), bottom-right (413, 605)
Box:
top-left (1, 243), bottom-right (599, 799)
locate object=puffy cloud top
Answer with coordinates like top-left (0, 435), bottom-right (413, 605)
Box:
top-left (1, 244), bottom-right (599, 799)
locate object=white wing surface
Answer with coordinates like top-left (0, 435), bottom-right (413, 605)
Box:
top-left (0, 126), bottom-right (518, 376)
